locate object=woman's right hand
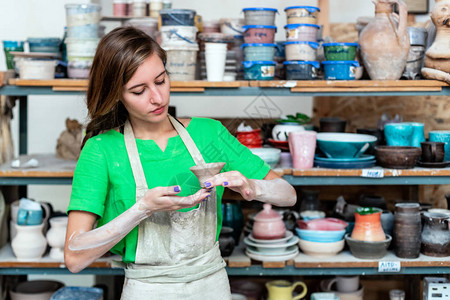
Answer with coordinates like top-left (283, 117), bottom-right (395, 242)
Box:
top-left (138, 186), bottom-right (210, 213)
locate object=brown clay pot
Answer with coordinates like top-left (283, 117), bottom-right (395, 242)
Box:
top-left (421, 212), bottom-right (450, 257)
top-left (393, 203), bottom-right (422, 258)
top-left (359, 0), bottom-right (410, 80)
top-left (375, 146), bottom-right (421, 169)
top-left (351, 207), bottom-right (386, 242)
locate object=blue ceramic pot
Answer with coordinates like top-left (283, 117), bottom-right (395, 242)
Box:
top-left (406, 122), bottom-right (425, 147)
top-left (384, 123), bottom-right (413, 146)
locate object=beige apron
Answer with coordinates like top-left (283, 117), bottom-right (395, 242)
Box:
top-left (120, 116), bottom-right (231, 300)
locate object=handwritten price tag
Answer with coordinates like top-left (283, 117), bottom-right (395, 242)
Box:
top-left (361, 169), bottom-right (384, 178)
top-left (378, 261), bottom-right (401, 273)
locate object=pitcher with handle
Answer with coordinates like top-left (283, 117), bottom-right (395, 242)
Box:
top-left (359, 0), bottom-right (410, 80)
top-left (266, 280), bottom-right (308, 300)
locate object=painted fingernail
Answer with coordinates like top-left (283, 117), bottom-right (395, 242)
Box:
top-left (207, 188), bottom-right (212, 192)
top-left (174, 186), bottom-right (180, 192)
top-left (204, 182), bottom-right (211, 188)
top-left (223, 181), bottom-right (228, 186)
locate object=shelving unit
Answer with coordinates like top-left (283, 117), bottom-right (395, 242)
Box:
top-left (0, 79), bottom-right (449, 285)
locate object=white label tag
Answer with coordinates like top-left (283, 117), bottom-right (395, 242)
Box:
top-left (378, 261), bottom-right (401, 272)
top-left (361, 169), bottom-right (384, 178)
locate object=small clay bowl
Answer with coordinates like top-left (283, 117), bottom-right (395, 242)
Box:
top-left (375, 146), bottom-right (421, 169)
top-left (345, 233), bottom-right (392, 259)
top-left (319, 117), bottom-right (347, 133)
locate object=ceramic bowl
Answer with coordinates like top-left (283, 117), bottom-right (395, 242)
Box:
top-left (300, 210), bottom-right (326, 221)
top-left (10, 280), bottom-right (64, 300)
top-left (250, 147), bottom-right (281, 168)
top-left (345, 233), bottom-right (392, 259)
top-left (295, 228), bottom-right (346, 243)
top-left (244, 235), bottom-right (299, 254)
top-left (316, 133), bottom-right (377, 158)
top-left (298, 238), bottom-right (345, 257)
top-left (319, 117), bottom-right (347, 132)
top-left (375, 146), bottom-right (421, 169)
top-left (297, 218), bottom-right (349, 231)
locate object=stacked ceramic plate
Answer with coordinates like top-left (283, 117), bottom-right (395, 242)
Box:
top-left (244, 231), bottom-right (299, 261)
top-left (314, 154), bottom-right (376, 169)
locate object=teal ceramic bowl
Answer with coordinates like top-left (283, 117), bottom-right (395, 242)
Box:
top-left (316, 133), bottom-right (377, 158)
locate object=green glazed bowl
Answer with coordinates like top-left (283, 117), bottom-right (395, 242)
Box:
top-left (316, 133), bottom-right (377, 158)
top-left (323, 43), bottom-right (358, 61)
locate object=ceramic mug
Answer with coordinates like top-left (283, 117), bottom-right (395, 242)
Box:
top-left (266, 280), bottom-right (307, 300)
top-left (421, 141), bottom-right (445, 162)
top-left (288, 131), bottom-right (317, 169)
top-left (384, 123), bottom-right (413, 146)
top-left (326, 275), bottom-right (360, 293)
top-left (429, 130), bottom-right (450, 161)
top-left (17, 208), bottom-right (43, 225)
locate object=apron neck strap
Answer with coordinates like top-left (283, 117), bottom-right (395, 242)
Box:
top-left (124, 119), bottom-right (148, 190)
top-left (168, 115), bottom-right (206, 166)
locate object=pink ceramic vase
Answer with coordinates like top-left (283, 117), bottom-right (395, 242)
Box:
top-left (288, 131), bottom-right (317, 169)
top-left (252, 204), bottom-right (286, 240)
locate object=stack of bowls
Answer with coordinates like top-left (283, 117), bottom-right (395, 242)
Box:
top-left (283, 6), bottom-right (321, 80)
top-left (250, 147), bottom-right (281, 168)
top-left (295, 218), bottom-right (348, 257)
top-left (64, 3), bottom-right (101, 79)
top-left (241, 7), bottom-right (278, 80)
top-left (160, 9), bottom-right (199, 81)
top-left (322, 43), bottom-right (360, 80)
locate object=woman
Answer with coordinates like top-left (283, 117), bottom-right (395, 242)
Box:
top-left (64, 27), bottom-right (296, 299)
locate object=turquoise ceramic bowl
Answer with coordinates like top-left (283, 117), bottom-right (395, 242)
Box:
top-left (316, 133), bottom-right (377, 158)
top-left (295, 228), bottom-right (346, 243)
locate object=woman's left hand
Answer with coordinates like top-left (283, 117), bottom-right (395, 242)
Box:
top-left (204, 171), bottom-right (257, 201)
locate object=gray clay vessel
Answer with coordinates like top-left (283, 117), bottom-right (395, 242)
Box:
top-left (345, 233), bottom-right (392, 259)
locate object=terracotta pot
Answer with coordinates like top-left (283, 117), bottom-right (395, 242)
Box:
top-left (351, 207), bottom-right (386, 241)
top-left (359, 0), bottom-right (410, 80)
top-left (252, 204), bottom-right (286, 240)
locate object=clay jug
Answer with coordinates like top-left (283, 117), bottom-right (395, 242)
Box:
top-left (421, 212), bottom-right (450, 257)
top-left (359, 0), bottom-right (410, 80)
top-left (12, 223), bottom-right (47, 261)
top-left (46, 216), bottom-right (68, 260)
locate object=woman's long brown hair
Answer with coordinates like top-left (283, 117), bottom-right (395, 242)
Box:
top-left (82, 26), bottom-right (167, 148)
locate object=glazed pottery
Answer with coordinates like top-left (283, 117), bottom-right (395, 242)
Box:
top-left (297, 218), bottom-right (348, 231)
top-left (252, 204), bottom-right (286, 240)
top-left (316, 133), bottom-right (377, 158)
top-left (359, 0), bottom-right (410, 80)
top-left (219, 226), bottom-right (235, 257)
top-left (250, 147), bottom-right (281, 168)
top-left (393, 203), bottom-right (422, 258)
top-left (408, 122), bottom-right (426, 147)
top-left (351, 207), bottom-right (386, 242)
top-left (299, 189), bottom-right (320, 213)
top-left (222, 202), bottom-right (244, 245)
top-left (10, 280), bottom-right (64, 300)
top-left (46, 216), bottom-right (68, 260)
top-left (422, 0), bottom-right (450, 84)
top-left (319, 117), bottom-right (347, 133)
top-left (384, 123), bottom-right (413, 146)
top-left (298, 238), bottom-right (345, 257)
top-left (189, 162), bottom-right (225, 187)
top-left (421, 212), bottom-right (450, 257)
top-left (272, 123), bottom-right (305, 141)
top-left (381, 210), bottom-right (395, 236)
top-left (428, 131), bottom-right (450, 161)
top-left (288, 131), bottom-right (317, 169)
top-left (236, 129), bottom-right (263, 148)
top-left (12, 223), bottom-right (47, 261)
top-left (295, 228), bottom-right (346, 243)
top-left (375, 146), bottom-right (421, 169)
top-left (345, 233), bottom-right (391, 259)
top-left (266, 280), bottom-right (307, 300)
top-left (421, 142), bottom-right (445, 162)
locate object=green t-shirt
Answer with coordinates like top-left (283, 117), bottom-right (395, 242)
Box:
top-left (68, 117), bottom-right (270, 263)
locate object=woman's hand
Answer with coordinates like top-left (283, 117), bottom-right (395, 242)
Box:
top-left (139, 185), bottom-right (210, 213)
top-left (203, 171), bottom-right (258, 201)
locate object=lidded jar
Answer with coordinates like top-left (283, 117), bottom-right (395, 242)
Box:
top-left (252, 204), bottom-right (286, 240)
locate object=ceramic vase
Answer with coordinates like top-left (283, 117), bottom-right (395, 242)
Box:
top-left (351, 207), bottom-right (386, 241)
top-left (12, 223), bottom-right (47, 261)
top-left (218, 226), bottom-right (235, 257)
top-left (421, 212), bottom-right (450, 257)
top-left (252, 204), bottom-right (286, 240)
top-left (46, 216), bottom-right (68, 260)
top-left (393, 203), bottom-right (422, 258)
top-left (272, 123), bottom-right (305, 141)
top-left (359, 0), bottom-right (410, 80)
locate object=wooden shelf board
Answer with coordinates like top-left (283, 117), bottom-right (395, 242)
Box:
top-left (0, 244), bottom-right (120, 268)
top-left (293, 250), bottom-right (450, 268)
top-left (290, 87), bottom-right (443, 93)
top-left (0, 154), bottom-right (75, 177)
top-left (11, 79), bottom-right (88, 87)
top-left (291, 167), bottom-right (450, 177)
top-left (257, 80), bottom-right (449, 88)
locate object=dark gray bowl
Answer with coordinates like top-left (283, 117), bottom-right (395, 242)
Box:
top-left (345, 233), bottom-right (392, 259)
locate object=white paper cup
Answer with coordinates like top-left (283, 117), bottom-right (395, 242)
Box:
top-left (205, 42), bottom-right (227, 81)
